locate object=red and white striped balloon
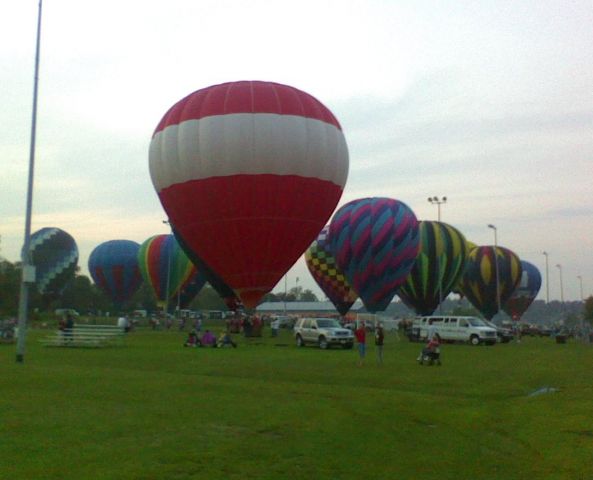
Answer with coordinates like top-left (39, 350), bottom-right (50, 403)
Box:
top-left (149, 81), bottom-right (349, 308)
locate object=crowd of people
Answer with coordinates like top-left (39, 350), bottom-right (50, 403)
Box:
top-left (183, 329), bottom-right (237, 348)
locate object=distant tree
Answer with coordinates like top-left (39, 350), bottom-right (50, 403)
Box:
top-left (300, 289), bottom-right (319, 302)
top-left (262, 292), bottom-right (279, 302)
top-left (450, 304), bottom-right (481, 317)
top-left (584, 296), bottom-right (593, 325)
top-left (272, 292), bottom-right (296, 302)
top-left (58, 275), bottom-right (96, 312)
top-left (0, 260), bottom-right (20, 315)
top-left (191, 284), bottom-right (228, 311)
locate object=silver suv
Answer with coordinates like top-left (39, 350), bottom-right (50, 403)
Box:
top-left (294, 318), bottom-right (354, 349)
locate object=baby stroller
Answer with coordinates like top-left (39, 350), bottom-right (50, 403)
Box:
top-left (417, 334), bottom-right (441, 366)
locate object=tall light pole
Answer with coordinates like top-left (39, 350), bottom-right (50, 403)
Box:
top-left (556, 264), bottom-right (564, 303)
top-left (162, 220), bottom-right (172, 316)
top-left (577, 275), bottom-right (584, 302)
top-left (487, 224), bottom-right (501, 316)
top-left (542, 251), bottom-right (550, 303)
top-left (428, 196), bottom-right (447, 313)
top-left (283, 275), bottom-right (287, 315)
top-left (16, 0), bottom-right (44, 364)
top-left (428, 196), bottom-right (447, 222)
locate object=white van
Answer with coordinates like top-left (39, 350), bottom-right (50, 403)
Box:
top-left (413, 315), bottom-right (498, 346)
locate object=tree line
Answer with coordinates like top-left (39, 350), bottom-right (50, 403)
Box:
top-left (0, 259), bottom-right (319, 317)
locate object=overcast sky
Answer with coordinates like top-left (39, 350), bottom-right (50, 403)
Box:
top-left (2, 0), bottom-right (592, 303)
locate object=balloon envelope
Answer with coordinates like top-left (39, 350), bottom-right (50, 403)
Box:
top-left (88, 240), bottom-right (143, 306)
top-left (459, 246), bottom-right (522, 320)
top-left (173, 229), bottom-right (241, 311)
top-left (329, 197), bottom-right (420, 313)
top-left (149, 81), bottom-right (349, 308)
top-left (451, 240), bottom-right (477, 298)
top-left (28, 227), bottom-right (78, 298)
top-left (397, 221), bottom-right (468, 315)
top-left (503, 260), bottom-right (542, 320)
top-left (305, 225), bottom-right (358, 316)
top-left (137, 234), bottom-right (206, 307)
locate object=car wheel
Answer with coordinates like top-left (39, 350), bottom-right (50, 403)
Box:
top-left (318, 336), bottom-right (328, 349)
top-left (296, 335), bottom-right (304, 347)
top-left (470, 335), bottom-right (480, 346)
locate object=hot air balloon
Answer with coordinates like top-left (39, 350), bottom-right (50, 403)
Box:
top-left (329, 197), bottom-right (420, 313)
top-left (173, 229), bottom-right (242, 311)
top-left (459, 246), bottom-right (522, 320)
top-left (451, 240), bottom-right (477, 298)
top-left (138, 234), bottom-right (206, 310)
top-left (28, 227), bottom-right (78, 299)
top-left (149, 81), bottom-right (349, 309)
top-left (305, 226), bottom-right (358, 316)
top-left (88, 240), bottom-right (143, 306)
top-left (397, 221), bottom-right (468, 315)
top-left (503, 260), bottom-right (542, 320)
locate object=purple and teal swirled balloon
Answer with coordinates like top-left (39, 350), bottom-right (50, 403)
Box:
top-left (329, 197), bottom-right (420, 313)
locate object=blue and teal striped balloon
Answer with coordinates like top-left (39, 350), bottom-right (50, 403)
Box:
top-left (329, 197), bottom-right (420, 313)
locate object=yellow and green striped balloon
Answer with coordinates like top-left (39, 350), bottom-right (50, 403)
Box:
top-left (397, 221), bottom-right (469, 315)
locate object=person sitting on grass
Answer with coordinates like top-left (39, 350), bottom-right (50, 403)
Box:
top-left (200, 330), bottom-right (217, 347)
top-left (184, 330), bottom-right (199, 348)
top-left (217, 331), bottom-right (238, 348)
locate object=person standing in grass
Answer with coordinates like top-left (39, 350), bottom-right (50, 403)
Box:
top-left (355, 322), bottom-right (366, 366)
top-left (375, 322), bottom-right (385, 365)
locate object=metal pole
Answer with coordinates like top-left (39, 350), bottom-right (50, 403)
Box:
top-left (165, 240), bottom-right (172, 315)
top-left (488, 224), bottom-right (501, 315)
top-left (283, 275), bottom-right (287, 315)
top-left (556, 264), bottom-right (564, 303)
top-left (428, 196), bottom-right (447, 314)
top-left (542, 251), bottom-right (550, 303)
top-left (16, 0), bottom-right (43, 364)
top-left (577, 275), bottom-right (583, 302)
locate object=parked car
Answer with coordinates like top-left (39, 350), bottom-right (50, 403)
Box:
top-left (483, 320), bottom-right (514, 343)
top-left (412, 315), bottom-right (498, 346)
top-left (270, 315), bottom-right (297, 329)
top-left (294, 318), bottom-right (354, 349)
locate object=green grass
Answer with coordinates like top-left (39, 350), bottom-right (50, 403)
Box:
top-left (1, 329), bottom-right (592, 479)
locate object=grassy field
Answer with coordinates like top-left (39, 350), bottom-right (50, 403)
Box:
top-left (1, 326), bottom-right (592, 480)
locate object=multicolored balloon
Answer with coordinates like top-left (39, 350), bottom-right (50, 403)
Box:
top-left (137, 234), bottom-right (206, 308)
top-left (329, 197), bottom-right (420, 313)
top-left (28, 227), bottom-right (78, 298)
top-left (397, 221), bottom-right (468, 315)
top-left (459, 245), bottom-right (522, 319)
top-left (149, 81), bottom-right (349, 309)
top-left (503, 260), bottom-right (542, 320)
top-left (451, 240), bottom-right (477, 298)
top-left (88, 240), bottom-right (143, 306)
top-left (305, 225), bottom-right (358, 316)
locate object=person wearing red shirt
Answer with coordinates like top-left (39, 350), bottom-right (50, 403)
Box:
top-left (354, 322), bottom-right (366, 366)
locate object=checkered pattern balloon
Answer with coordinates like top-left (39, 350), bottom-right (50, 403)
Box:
top-left (305, 226), bottom-right (358, 315)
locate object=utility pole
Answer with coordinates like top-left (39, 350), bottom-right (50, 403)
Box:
top-left (16, 0), bottom-right (44, 364)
